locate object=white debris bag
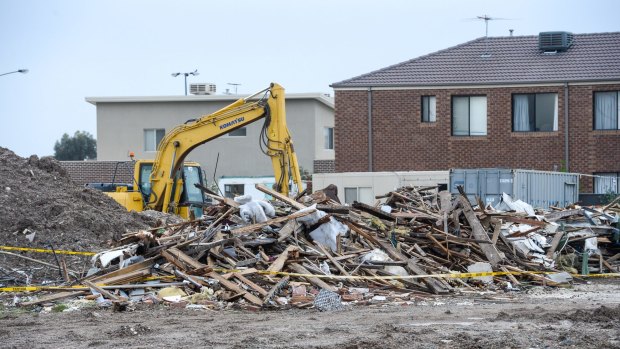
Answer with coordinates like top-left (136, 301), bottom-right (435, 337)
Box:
top-left (466, 262), bottom-right (494, 284)
top-left (295, 204), bottom-right (348, 252)
top-left (361, 249), bottom-right (408, 277)
top-left (236, 195), bottom-right (275, 223)
top-left (92, 245), bottom-right (138, 268)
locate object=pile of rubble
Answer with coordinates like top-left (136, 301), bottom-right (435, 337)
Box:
top-left (0, 147), bottom-right (153, 285)
top-left (6, 180), bottom-right (619, 311)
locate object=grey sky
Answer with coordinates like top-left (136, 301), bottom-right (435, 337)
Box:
top-left (1, 0), bottom-right (618, 157)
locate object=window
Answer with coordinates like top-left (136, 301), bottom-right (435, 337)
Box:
top-left (224, 184), bottom-right (244, 198)
top-left (144, 128), bottom-right (165, 152)
top-left (594, 173), bottom-right (619, 194)
top-left (452, 96), bottom-right (487, 136)
top-left (181, 166), bottom-right (204, 203)
top-left (594, 91), bottom-right (620, 130)
top-left (513, 93), bottom-right (558, 132)
top-left (227, 127), bottom-right (247, 137)
top-left (344, 187), bottom-right (373, 204)
top-left (421, 96), bottom-right (436, 122)
top-left (324, 127), bottom-right (334, 150)
top-left (138, 163), bottom-right (153, 198)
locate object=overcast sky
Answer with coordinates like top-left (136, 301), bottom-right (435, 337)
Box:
top-left (1, 0), bottom-right (618, 157)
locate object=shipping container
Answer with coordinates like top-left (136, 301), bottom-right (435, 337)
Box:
top-left (450, 168), bottom-right (579, 209)
top-left (313, 171), bottom-right (449, 205)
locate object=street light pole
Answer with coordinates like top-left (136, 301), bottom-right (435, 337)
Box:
top-left (0, 69), bottom-right (29, 77)
top-left (227, 83), bottom-right (241, 95)
top-left (171, 69), bottom-right (199, 95)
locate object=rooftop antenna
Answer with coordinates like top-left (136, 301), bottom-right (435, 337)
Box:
top-left (467, 14), bottom-right (512, 57)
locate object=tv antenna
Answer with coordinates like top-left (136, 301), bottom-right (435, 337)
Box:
top-left (465, 14), bottom-right (512, 57)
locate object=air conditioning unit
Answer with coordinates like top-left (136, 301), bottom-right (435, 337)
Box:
top-left (190, 83), bottom-right (216, 95)
top-left (539, 31), bottom-right (573, 51)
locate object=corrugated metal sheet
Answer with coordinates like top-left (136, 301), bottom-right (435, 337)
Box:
top-left (450, 168), bottom-right (580, 209)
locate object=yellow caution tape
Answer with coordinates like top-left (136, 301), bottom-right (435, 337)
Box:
top-left (0, 285), bottom-right (86, 292)
top-left (0, 245), bottom-right (96, 256)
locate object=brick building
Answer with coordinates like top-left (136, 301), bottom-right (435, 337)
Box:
top-left (330, 32), bottom-right (620, 193)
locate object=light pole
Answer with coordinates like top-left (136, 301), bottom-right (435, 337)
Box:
top-left (0, 69), bottom-right (28, 77)
top-left (227, 83), bottom-right (241, 95)
top-left (171, 69), bottom-right (199, 95)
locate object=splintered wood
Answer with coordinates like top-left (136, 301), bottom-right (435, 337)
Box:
top-left (11, 185), bottom-right (620, 310)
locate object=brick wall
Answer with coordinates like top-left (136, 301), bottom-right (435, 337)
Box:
top-left (313, 159), bottom-right (335, 173)
top-left (60, 161), bottom-right (133, 186)
top-left (335, 84), bottom-right (620, 192)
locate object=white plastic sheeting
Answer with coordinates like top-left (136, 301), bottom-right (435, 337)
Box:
top-left (295, 204), bottom-right (348, 252)
top-left (92, 244), bottom-right (138, 268)
top-left (361, 249), bottom-right (408, 277)
top-left (235, 195), bottom-right (276, 223)
top-left (496, 192), bottom-right (535, 216)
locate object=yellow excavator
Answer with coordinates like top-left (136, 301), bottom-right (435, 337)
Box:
top-left (93, 83), bottom-right (303, 219)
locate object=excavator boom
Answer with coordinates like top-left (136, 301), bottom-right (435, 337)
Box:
top-left (148, 83), bottom-right (303, 213)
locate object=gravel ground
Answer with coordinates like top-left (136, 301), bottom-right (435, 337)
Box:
top-left (2, 280), bottom-right (620, 349)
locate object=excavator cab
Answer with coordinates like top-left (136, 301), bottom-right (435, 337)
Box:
top-left (136, 160), bottom-right (206, 219)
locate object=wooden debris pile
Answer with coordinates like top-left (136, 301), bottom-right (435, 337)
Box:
top-left (8, 184), bottom-right (620, 310)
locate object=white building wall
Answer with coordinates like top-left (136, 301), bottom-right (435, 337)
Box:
top-left (312, 171), bottom-right (449, 205)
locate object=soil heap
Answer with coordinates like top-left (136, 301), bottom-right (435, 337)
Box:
top-left (0, 147), bottom-right (150, 252)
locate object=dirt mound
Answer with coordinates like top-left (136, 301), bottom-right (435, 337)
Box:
top-left (0, 147), bottom-right (150, 251)
top-left (570, 305), bottom-right (620, 324)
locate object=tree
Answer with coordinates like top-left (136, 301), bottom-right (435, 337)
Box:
top-left (53, 131), bottom-right (97, 160)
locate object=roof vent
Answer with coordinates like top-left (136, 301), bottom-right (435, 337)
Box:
top-left (539, 31), bottom-right (573, 51)
top-left (190, 83), bottom-right (216, 95)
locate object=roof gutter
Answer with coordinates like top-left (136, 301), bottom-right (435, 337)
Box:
top-left (332, 79), bottom-right (620, 91)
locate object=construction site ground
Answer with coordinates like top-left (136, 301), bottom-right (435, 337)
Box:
top-left (3, 279), bottom-right (620, 349)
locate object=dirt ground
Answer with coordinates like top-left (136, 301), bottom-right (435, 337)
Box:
top-left (3, 280), bottom-right (620, 349)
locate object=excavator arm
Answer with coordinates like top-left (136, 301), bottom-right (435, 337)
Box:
top-left (147, 83), bottom-right (303, 213)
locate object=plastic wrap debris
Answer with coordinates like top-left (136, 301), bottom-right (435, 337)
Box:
top-left (584, 236), bottom-right (600, 254)
top-left (120, 255), bottom-right (145, 269)
top-left (361, 248), bottom-right (390, 263)
top-left (92, 245), bottom-right (138, 268)
top-left (380, 205), bottom-right (392, 213)
top-left (496, 193), bottom-right (535, 216)
top-left (319, 261), bottom-right (332, 275)
top-left (296, 204), bottom-right (348, 252)
top-left (466, 262), bottom-right (493, 284)
top-left (361, 249), bottom-right (408, 277)
top-left (313, 289), bottom-right (344, 311)
top-left (237, 196), bottom-right (276, 223)
top-left (546, 271), bottom-right (573, 284)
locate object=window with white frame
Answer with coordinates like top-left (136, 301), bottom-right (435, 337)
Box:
top-left (344, 187), bottom-right (373, 204)
top-left (452, 96), bottom-right (487, 136)
top-left (594, 91), bottom-right (620, 130)
top-left (144, 128), bottom-right (165, 152)
top-left (594, 173), bottom-right (619, 194)
top-left (512, 93), bottom-right (558, 132)
top-left (226, 127), bottom-right (247, 137)
top-left (224, 184), bottom-right (244, 198)
top-left (324, 127), bottom-right (334, 150)
top-left (421, 96), bottom-right (436, 122)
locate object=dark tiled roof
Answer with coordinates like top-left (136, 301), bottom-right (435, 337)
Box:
top-left (331, 32), bottom-right (620, 88)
